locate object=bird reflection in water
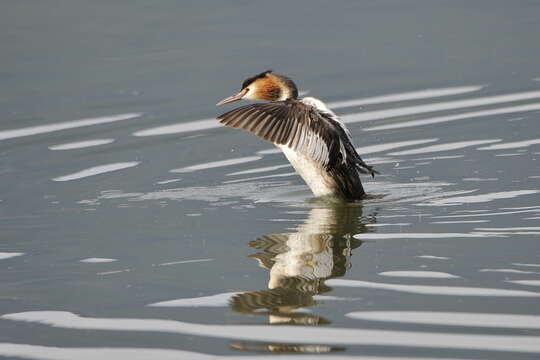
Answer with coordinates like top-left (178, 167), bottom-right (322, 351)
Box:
top-left (230, 202), bottom-right (376, 354)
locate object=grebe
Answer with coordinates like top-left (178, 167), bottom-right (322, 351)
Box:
top-left (216, 70), bottom-right (377, 200)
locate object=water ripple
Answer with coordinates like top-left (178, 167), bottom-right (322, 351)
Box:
top-left (342, 90), bottom-right (540, 123)
top-left (79, 258), bottom-right (117, 263)
top-left (132, 118), bottom-right (216, 137)
top-left (0, 252), bottom-right (24, 260)
top-left (355, 138), bottom-right (438, 155)
top-left (388, 139), bottom-right (501, 156)
top-left (378, 271), bottom-right (460, 279)
top-left (52, 162), bottom-right (140, 182)
top-left (327, 85), bottom-right (483, 109)
top-left (170, 156), bottom-right (261, 173)
top-left (420, 190), bottom-right (539, 206)
top-left (0, 113), bottom-right (141, 141)
top-left (346, 311), bottom-right (540, 329)
top-left (327, 279), bottom-right (540, 297)
top-left (477, 138), bottom-right (540, 150)
top-left (48, 139), bottom-right (115, 150)
top-left (0, 343), bottom-right (497, 360)
top-left (3, 311), bottom-right (540, 353)
top-left (364, 103), bottom-right (540, 131)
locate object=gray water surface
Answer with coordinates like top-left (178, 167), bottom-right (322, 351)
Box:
top-left (1, 1), bottom-right (540, 359)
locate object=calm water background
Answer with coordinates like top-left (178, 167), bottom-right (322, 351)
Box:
top-left (1, 1), bottom-right (540, 359)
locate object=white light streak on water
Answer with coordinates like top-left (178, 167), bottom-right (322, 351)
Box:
top-left (132, 118), bottom-right (216, 137)
top-left (355, 138), bottom-right (438, 155)
top-left (0, 252), bottom-right (24, 260)
top-left (0, 343), bottom-right (513, 360)
top-left (341, 90), bottom-right (540, 123)
top-left (507, 280), bottom-right (540, 286)
top-left (3, 312), bottom-right (540, 353)
top-left (353, 233), bottom-right (492, 240)
top-left (501, 205), bottom-right (540, 210)
top-left (388, 139), bottom-right (501, 156)
top-left (421, 190), bottom-right (539, 206)
top-left (328, 86), bottom-right (483, 109)
top-left (48, 139), bottom-right (115, 150)
top-left (0, 114), bottom-right (141, 141)
top-left (362, 102), bottom-right (540, 131)
top-left (0, 344), bottom-right (214, 360)
top-left (149, 292), bottom-right (239, 307)
top-left (156, 258), bottom-right (213, 267)
top-left (326, 279), bottom-right (540, 297)
top-left (476, 232), bottom-right (540, 236)
top-left (170, 156), bottom-right (261, 173)
top-left (79, 258), bottom-right (117, 263)
top-left (99, 191), bottom-right (143, 199)
top-left (312, 295), bottom-right (360, 301)
top-left (430, 220), bottom-right (490, 224)
top-left (462, 178), bottom-right (499, 182)
top-left (378, 271), bottom-right (460, 279)
top-left (412, 155), bottom-right (465, 160)
top-left (495, 153), bottom-right (523, 157)
top-left (155, 178), bottom-right (182, 185)
top-left (476, 227), bottom-right (540, 231)
top-left (345, 311), bottom-right (540, 329)
top-left (226, 164), bottom-right (291, 176)
top-left (52, 162), bottom-right (140, 182)
top-left (433, 209), bottom-right (540, 219)
top-left (477, 138), bottom-right (540, 150)
top-left (513, 263), bottom-right (540, 267)
top-left (479, 269), bottom-right (537, 274)
top-left (97, 269), bottom-right (131, 276)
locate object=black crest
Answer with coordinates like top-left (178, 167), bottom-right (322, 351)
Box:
top-left (241, 70), bottom-right (273, 89)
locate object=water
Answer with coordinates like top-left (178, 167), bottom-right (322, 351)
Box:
top-left (1, 1), bottom-right (540, 359)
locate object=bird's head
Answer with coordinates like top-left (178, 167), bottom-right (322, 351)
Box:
top-left (217, 70), bottom-right (298, 106)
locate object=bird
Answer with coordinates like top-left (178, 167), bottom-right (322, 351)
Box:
top-left (216, 70), bottom-right (377, 200)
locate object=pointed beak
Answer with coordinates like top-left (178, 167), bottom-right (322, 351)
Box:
top-left (216, 89), bottom-right (247, 106)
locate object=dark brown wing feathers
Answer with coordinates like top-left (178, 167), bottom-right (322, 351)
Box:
top-left (217, 100), bottom-right (376, 176)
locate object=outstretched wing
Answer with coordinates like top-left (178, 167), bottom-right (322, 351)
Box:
top-left (218, 100), bottom-right (349, 171)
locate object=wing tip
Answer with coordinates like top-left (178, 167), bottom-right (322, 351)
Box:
top-left (355, 163), bottom-right (379, 178)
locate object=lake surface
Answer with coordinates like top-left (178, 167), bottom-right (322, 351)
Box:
top-left (1, 1), bottom-right (540, 359)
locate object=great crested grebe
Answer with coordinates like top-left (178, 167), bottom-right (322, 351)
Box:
top-left (216, 70), bottom-right (377, 200)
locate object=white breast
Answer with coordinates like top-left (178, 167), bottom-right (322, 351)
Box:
top-left (278, 145), bottom-right (337, 197)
